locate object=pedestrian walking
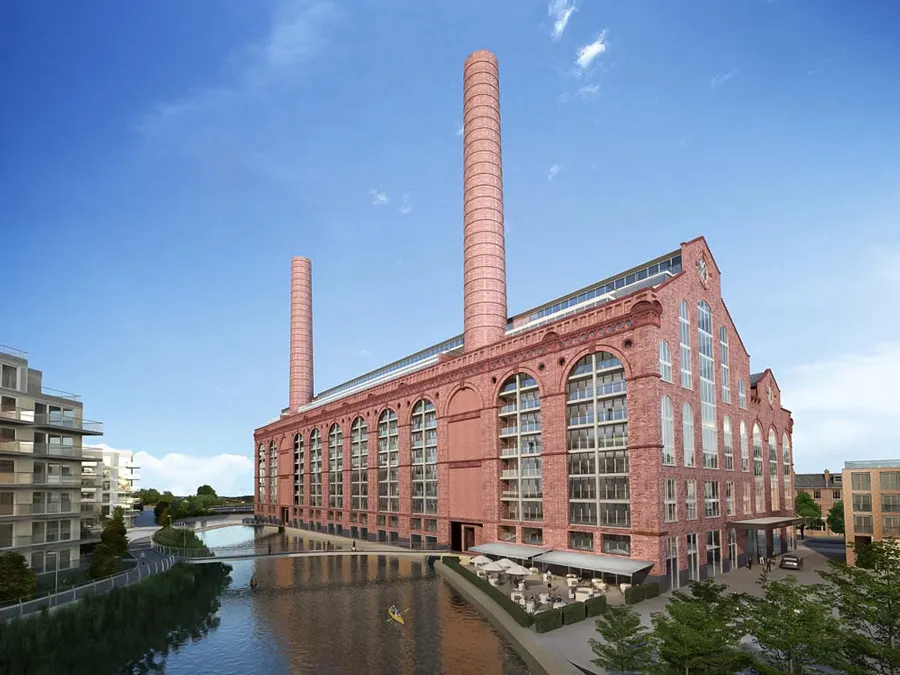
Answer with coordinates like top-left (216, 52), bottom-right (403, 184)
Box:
top-left (139, 551), bottom-right (146, 567)
top-left (747, 556), bottom-right (752, 570)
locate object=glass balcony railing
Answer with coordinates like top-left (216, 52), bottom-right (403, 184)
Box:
top-left (0, 441), bottom-right (84, 458)
top-left (0, 408), bottom-right (34, 423)
top-left (0, 472), bottom-right (81, 487)
top-left (33, 413), bottom-right (103, 434)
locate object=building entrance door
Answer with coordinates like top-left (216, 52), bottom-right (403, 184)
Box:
top-left (281, 507), bottom-right (290, 524)
top-left (464, 526), bottom-right (475, 551)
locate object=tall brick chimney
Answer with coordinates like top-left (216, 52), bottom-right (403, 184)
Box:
top-left (462, 49), bottom-right (508, 351)
top-left (289, 256), bottom-right (314, 410)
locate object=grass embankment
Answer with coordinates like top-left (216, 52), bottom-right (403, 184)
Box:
top-left (0, 562), bottom-right (232, 675)
top-left (152, 527), bottom-right (213, 557)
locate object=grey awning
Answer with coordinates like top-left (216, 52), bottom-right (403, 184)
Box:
top-left (469, 542), bottom-right (551, 560)
top-left (727, 516), bottom-right (803, 530)
top-left (532, 550), bottom-right (654, 577)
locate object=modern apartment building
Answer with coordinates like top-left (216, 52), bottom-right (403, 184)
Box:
top-left (842, 460), bottom-right (900, 566)
top-left (81, 446), bottom-right (140, 529)
top-left (794, 469), bottom-right (843, 535)
top-left (0, 344), bottom-right (103, 573)
top-left (254, 50), bottom-right (798, 591)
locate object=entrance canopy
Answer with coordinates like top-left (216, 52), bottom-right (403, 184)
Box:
top-left (532, 550), bottom-right (654, 578)
top-left (469, 542), bottom-right (551, 560)
top-left (727, 516), bottom-right (803, 531)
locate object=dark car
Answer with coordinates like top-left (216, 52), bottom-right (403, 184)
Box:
top-left (779, 554), bottom-right (803, 570)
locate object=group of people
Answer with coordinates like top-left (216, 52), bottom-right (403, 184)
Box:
top-left (747, 554), bottom-right (776, 572)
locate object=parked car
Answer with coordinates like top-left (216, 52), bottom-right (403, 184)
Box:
top-left (779, 554), bottom-right (803, 570)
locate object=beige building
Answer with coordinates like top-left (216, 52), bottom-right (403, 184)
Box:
top-left (794, 469), bottom-right (843, 535)
top-left (843, 459), bottom-right (900, 566)
top-left (0, 344), bottom-right (103, 574)
top-left (81, 446), bottom-right (140, 529)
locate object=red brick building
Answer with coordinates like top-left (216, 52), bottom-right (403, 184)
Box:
top-left (254, 50), bottom-right (796, 590)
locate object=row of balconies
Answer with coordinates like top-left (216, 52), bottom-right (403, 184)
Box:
top-left (0, 408), bottom-right (102, 434)
top-left (0, 502), bottom-right (83, 518)
top-left (0, 472), bottom-right (80, 487)
top-left (0, 440), bottom-right (85, 459)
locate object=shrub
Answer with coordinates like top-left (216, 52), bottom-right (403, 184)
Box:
top-left (642, 582), bottom-right (660, 599)
top-left (562, 601), bottom-right (587, 625)
top-left (443, 557), bottom-right (533, 627)
top-left (624, 585), bottom-right (645, 605)
top-left (0, 552), bottom-right (37, 603)
top-left (152, 527), bottom-right (212, 556)
top-left (534, 607), bottom-right (564, 633)
top-left (585, 594), bottom-right (608, 617)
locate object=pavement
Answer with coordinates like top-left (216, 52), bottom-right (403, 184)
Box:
top-left (532, 542), bottom-right (834, 674)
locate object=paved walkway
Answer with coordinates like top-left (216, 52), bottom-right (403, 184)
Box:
top-left (533, 543), bottom-right (832, 674)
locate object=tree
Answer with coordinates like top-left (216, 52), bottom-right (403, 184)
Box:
top-left (744, 573), bottom-right (840, 674)
top-left (818, 540), bottom-right (900, 675)
top-left (154, 500), bottom-right (170, 525)
top-left (589, 604), bottom-right (655, 674)
top-left (794, 491), bottom-right (822, 540)
top-left (650, 580), bottom-right (749, 674)
top-left (135, 487), bottom-right (161, 505)
top-left (197, 485), bottom-right (217, 498)
top-left (0, 551), bottom-right (37, 602)
top-left (89, 542), bottom-right (120, 579)
top-left (100, 506), bottom-right (129, 557)
top-left (827, 500), bottom-right (845, 535)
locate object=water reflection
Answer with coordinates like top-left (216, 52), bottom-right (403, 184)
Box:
top-left (151, 526), bottom-right (532, 675)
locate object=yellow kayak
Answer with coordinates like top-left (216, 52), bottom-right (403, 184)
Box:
top-left (388, 608), bottom-right (405, 625)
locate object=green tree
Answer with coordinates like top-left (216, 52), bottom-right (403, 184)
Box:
top-left (744, 573), bottom-right (840, 674)
top-left (153, 500), bottom-right (170, 525)
top-left (197, 484), bottom-right (217, 498)
top-left (818, 540), bottom-right (900, 675)
top-left (794, 491), bottom-right (822, 539)
top-left (89, 542), bottom-right (120, 579)
top-left (0, 551), bottom-right (37, 602)
top-left (650, 580), bottom-right (749, 674)
top-left (135, 487), bottom-right (161, 505)
top-left (589, 604), bottom-right (655, 674)
top-left (827, 500), bottom-right (845, 535)
top-left (100, 506), bottom-right (129, 557)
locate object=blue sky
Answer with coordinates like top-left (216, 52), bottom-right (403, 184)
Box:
top-left (2, 0), bottom-right (898, 494)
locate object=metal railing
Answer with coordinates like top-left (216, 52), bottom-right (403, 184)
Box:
top-left (0, 441), bottom-right (84, 459)
top-left (33, 413), bottom-right (102, 434)
top-left (0, 344), bottom-right (27, 360)
top-left (37, 387), bottom-right (82, 402)
top-left (0, 473), bottom-right (81, 487)
top-left (0, 503), bottom-right (79, 517)
top-left (0, 556), bottom-right (176, 622)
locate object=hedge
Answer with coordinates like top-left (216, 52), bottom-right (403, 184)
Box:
top-left (642, 582), bottom-right (660, 599)
top-left (442, 557), bottom-right (534, 627)
top-left (561, 601), bottom-right (586, 625)
top-left (534, 607), bottom-right (564, 633)
top-left (584, 594), bottom-right (607, 617)
top-left (623, 585), bottom-right (645, 605)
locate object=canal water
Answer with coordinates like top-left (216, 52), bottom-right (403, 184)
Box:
top-left (143, 525), bottom-right (533, 675)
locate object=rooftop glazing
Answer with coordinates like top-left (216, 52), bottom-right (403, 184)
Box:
top-left (845, 459), bottom-right (900, 469)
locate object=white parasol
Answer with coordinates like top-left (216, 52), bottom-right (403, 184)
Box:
top-left (470, 555), bottom-right (493, 566)
top-left (480, 561), bottom-right (505, 573)
top-left (495, 558), bottom-right (517, 569)
top-left (503, 563), bottom-right (532, 576)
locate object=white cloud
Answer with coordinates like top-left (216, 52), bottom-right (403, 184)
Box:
top-left (369, 189), bottom-right (390, 205)
top-left (548, 0), bottom-right (577, 41)
top-left (92, 443), bottom-right (253, 496)
top-left (781, 342), bottom-right (900, 472)
top-left (710, 69), bottom-right (739, 89)
top-left (548, 164), bottom-right (560, 181)
top-left (575, 31), bottom-right (607, 72)
top-left (557, 92), bottom-right (570, 105)
top-left (399, 192), bottom-right (413, 215)
top-left (577, 83), bottom-right (600, 99)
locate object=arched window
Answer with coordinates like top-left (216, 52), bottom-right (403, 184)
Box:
top-left (566, 353), bottom-right (629, 528)
top-left (293, 433), bottom-right (304, 507)
top-left (719, 327), bottom-right (731, 404)
top-left (697, 301), bottom-right (718, 469)
top-left (768, 429), bottom-right (779, 511)
top-left (411, 400), bottom-right (438, 516)
top-left (257, 444), bottom-right (266, 503)
top-left (377, 409), bottom-right (399, 513)
top-left (269, 440), bottom-right (278, 505)
top-left (661, 396), bottom-right (675, 465)
top-left (500, 373), bottom-right (543, 523)
top-left (738, 378), bottom-right (746, 409)
top-left (682, 403), bottom-right (695, 467)
top-left (309, 429), bottom-right (323, 507)
top-left (679, 300), bottom-right (692, 389)
top-left (740, 421), bottom-right (749, 472)
top-left (328, 423), bottom-right (343, 509)
top-left (752, 424), bottom-right (763, 512)
top-left (350, 418), bottom-right (367, 511)
top-left (723, 416), bottom-right (733, 471)
top-left (659, 340), bottom-right (673, 383)
top-left (782, 433), bottom-right (792, 509)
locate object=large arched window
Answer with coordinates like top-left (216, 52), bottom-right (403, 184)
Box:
top-left (682, 403), bottom-right (695, 467)
top-left (782, 433), bottom-right (792, 509)
top-left (719, 327), bottom-right (731, 404)
top-left (377, 409), bottom-right (399, 512)
top-left (738, 378), bottom-right (746, 409)
top-left (740, 421), bottom-right (749, 472)
top-left (566, 352), bottom-right (629, 528)
top-left (310, 429), bottom-right (323, 507)
top-left (350, 417), bottom-right (367, 511)
top-left (661, 396), bottom-right (675, 465)
top-left (411, 400), bottom-right (438, 515)
top-left (723, 416), bottom-right (734, 471)
top-left (257, 444), bottom-right (266, 504)
top-left (753, 424), bottom-right (763, 512)
top-left (500, 373), bottom-right (543, 522)
top-left (659, 340), bottom-right (673, 383)
top-left (329, 423), bottom-right (343, 509)
top-left (269, 440), bottom-right (278, 505)
top-left (768, 429), bottom-right (779, 511)
top-left (697, 301), bottom-right (718, 469)
top-left (293, 433), bottom-right (304, 507)
top-left (679, 300), bottom-right (692, 389)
